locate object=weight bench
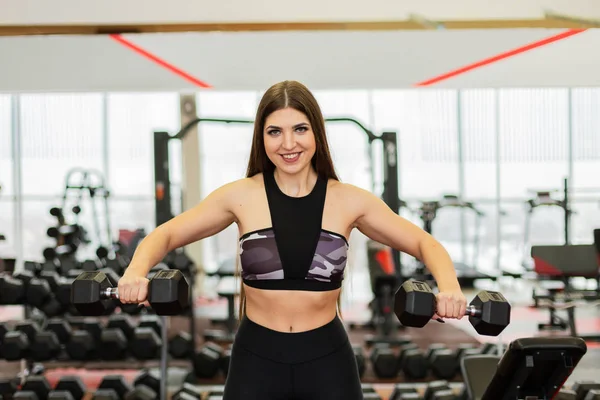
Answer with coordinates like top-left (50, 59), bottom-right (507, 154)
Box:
top-left (530, 244), bottom-right (600, 341)
top-left (461, 337), bottom-right (587, 400)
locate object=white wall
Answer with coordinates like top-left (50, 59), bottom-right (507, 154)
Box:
top-left (2, 0), bottom-right (600, 24)
top-left (0, 29), bottom-right (599, 92)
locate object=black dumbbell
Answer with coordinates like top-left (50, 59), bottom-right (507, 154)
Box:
top-left (65, 319), bottom-right (103, 360)
top-left (390, 383), bottom-right (420, 400)
top-left (1, 321), bottom-right (42, 361)
top-left (30, 330), bottom-right (61, 362)
top-left (362, 385), bottom-right (383, 400)
top-left (20, 376), bottom-right (52, 400)
top-left (193, 342), bottom-right (224, 378)
top-left (370, 343), bottom-right (399, 378)
top-left (71, 269), bottom-right (189, 316)
top-left (100, 314), bottom-right (136, 360)
top-left (396, 343), bottom-right (429, 379)
top-left (43, 244), bottom-right (78, 260)
top-left (0, 273), bottom-right (26, 304)
top-left (426, 343), bottom-right (457, 380)
top-left (95, 375), bottom-right (133, 400)
top-left (172, 383), bottom-right (205, 400)
top-left (394, 280), bottom-right (511, 336)
top-left (23, 261), bottom-right (42, 275)
top-left (352, 344), bottom-right (366, 378)
top-left (169, 332), bottom-right (192, 359)
top-left (47, 225), bottom-right (80, 239)
top-left (424, 381), bottom-right (455, 400)
top-left (48, 376), bottom-right (86, 400)
top-left (131, 315), bottom-right (163, 360)
top-left (126, 370), bottom-right (160, 399)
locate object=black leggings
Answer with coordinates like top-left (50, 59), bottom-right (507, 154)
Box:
top-left (223, 315), bottom-right (363, 400)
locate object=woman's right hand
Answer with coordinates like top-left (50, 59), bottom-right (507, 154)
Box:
top-left (117, 272), bottom-right (150, 305)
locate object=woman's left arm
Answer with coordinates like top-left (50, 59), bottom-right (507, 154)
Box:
top-left (346, 184), bottom-right (467, 319)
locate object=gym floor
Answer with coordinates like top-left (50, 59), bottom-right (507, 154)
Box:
top-left (0, 271), bottom-right (598, 399)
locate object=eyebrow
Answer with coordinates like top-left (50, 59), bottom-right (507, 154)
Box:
top-left (266, 122), bottom-right (309, 130)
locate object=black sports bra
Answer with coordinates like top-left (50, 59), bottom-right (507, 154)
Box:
top-left (238, 170), bottom-right (349, 291)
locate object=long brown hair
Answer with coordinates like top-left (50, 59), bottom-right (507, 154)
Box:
top-left (237, 80), bottom-right (343, 321)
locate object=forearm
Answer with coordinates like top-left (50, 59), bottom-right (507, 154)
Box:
top-left (418, 236), bottom-right (461, 292)
top-left (124, 227), bottom-right (171, 277)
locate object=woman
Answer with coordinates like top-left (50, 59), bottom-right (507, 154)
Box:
top-left (118, 80), bottom-right (467, 399)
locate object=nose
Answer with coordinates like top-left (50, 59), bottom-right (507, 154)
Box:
top-left (281, 130), bottom-right (295, 150)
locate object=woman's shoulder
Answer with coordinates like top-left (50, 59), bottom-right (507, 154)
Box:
top-left (223, 174), bottom-right (264, 196)
top-left (326, 179), bottom-right (368, 196)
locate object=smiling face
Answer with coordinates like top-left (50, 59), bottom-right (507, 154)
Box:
top-left (263, 107), bottom-right (317, 176)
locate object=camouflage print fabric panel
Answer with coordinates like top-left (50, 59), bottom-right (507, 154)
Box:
top-left (239, 229), bottom-right (348, 282)
top-left (239, 229), bottom-right (283, 280)
top-left (306, 231), bottom-right (348, 282)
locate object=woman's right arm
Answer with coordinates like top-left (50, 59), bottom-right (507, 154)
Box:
top-left (118, 179), bottom-right (241, 303)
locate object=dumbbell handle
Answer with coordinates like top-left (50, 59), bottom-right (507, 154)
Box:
top-left (101, 287), bottom-right (119, 300)
top-left (464, 305), bottom-right (481, 317)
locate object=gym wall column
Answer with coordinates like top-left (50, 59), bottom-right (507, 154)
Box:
top-left (179, 94), bottom-right (204, 281)
top-left (457, 91), bottom-right (467, 264)
top-left (11, 95), bottom-right (23, 272)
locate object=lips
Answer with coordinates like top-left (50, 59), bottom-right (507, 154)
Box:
top-left (281, 152), bottom-right (301, 163)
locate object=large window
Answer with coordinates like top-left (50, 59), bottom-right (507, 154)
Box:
top-left (20, 94), bottom-right (105, 196)
top-left (0, 96), bottom-right (14, 258)
top-left (196, 91), bottom-right (259, 269)
top-left (373, 90), bottom-right (460, 201)
top-left (107, 93), bottom-right (180, 197)
top-left (571, 88), bottom-right (600, 245)
top-left (460, 90), bottom-right (499, 273)
top-left (497, 89), bottom-right (570, 270)
top-left (498, 89), bottom-right (570, 198)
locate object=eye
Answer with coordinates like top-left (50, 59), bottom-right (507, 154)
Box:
top-left (296, 126), bottom-right (309, 133)
top-left (266, 129), bottom-right (280, 136)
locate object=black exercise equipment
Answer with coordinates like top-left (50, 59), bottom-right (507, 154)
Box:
top-left (461, 337), bottom-right (587, 400)
top-left (193, 342), bottom-right (226, 379)
top-left (397, 343), bottom-right (429, 379)
top-left (65, 319), bottom-right (103, 360)
top-left (572, 382), bottom-right (600, 400)
top-left (352, 344), bottom-right (366, 378)
top-left (370, 343), bottom-right (399, 379)
top-left (529, 243), bottom-right (600, 342)
top-left (128, 370), bottom-right (161, 400)
top-left (60, 167), bottom-right (113, 252)
top-left (169, 331), bottom-right (193, 359)
top-left (172, 383), bottom-right (206, 400)
top-left (100, 314), bottom-right (135, 360)
top-left (389, 383), bottom-right (419, 400)
top-left (71, 269), bottom-right (189, 316)
top-left (395, 280), bottom-right (511, 336)
top-left (414, 195), bottom-right (495, 287)
top-left (359, 241), bottom-right (410, 346)
top-left (423, 381), bottom-right (455, 400)
top-left (47, 224), bottom-right (81, 239)
top-left (49, 376), bottom-right (86, 400)
top-left (0, 273), bottom-right (26, 304)
top-left (1, 321), bottom-right (42, 361)
top-left (96, 375), bottom-right (133, 399)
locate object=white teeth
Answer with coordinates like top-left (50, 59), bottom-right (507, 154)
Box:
top-left (283, 153), bottom-right (299, 159)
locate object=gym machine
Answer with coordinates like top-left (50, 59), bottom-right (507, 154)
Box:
top-left (462, 336), bottom-right (588, 400)
top-left (42, 168), bottom-right (114, 265)
top-left (526, 178), bottom-right (600, 342)
top-left (413, 195), bottom-right (495, 288)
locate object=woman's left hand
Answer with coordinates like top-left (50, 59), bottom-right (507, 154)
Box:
top-left (434, 290), bottom-right (467, 320)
